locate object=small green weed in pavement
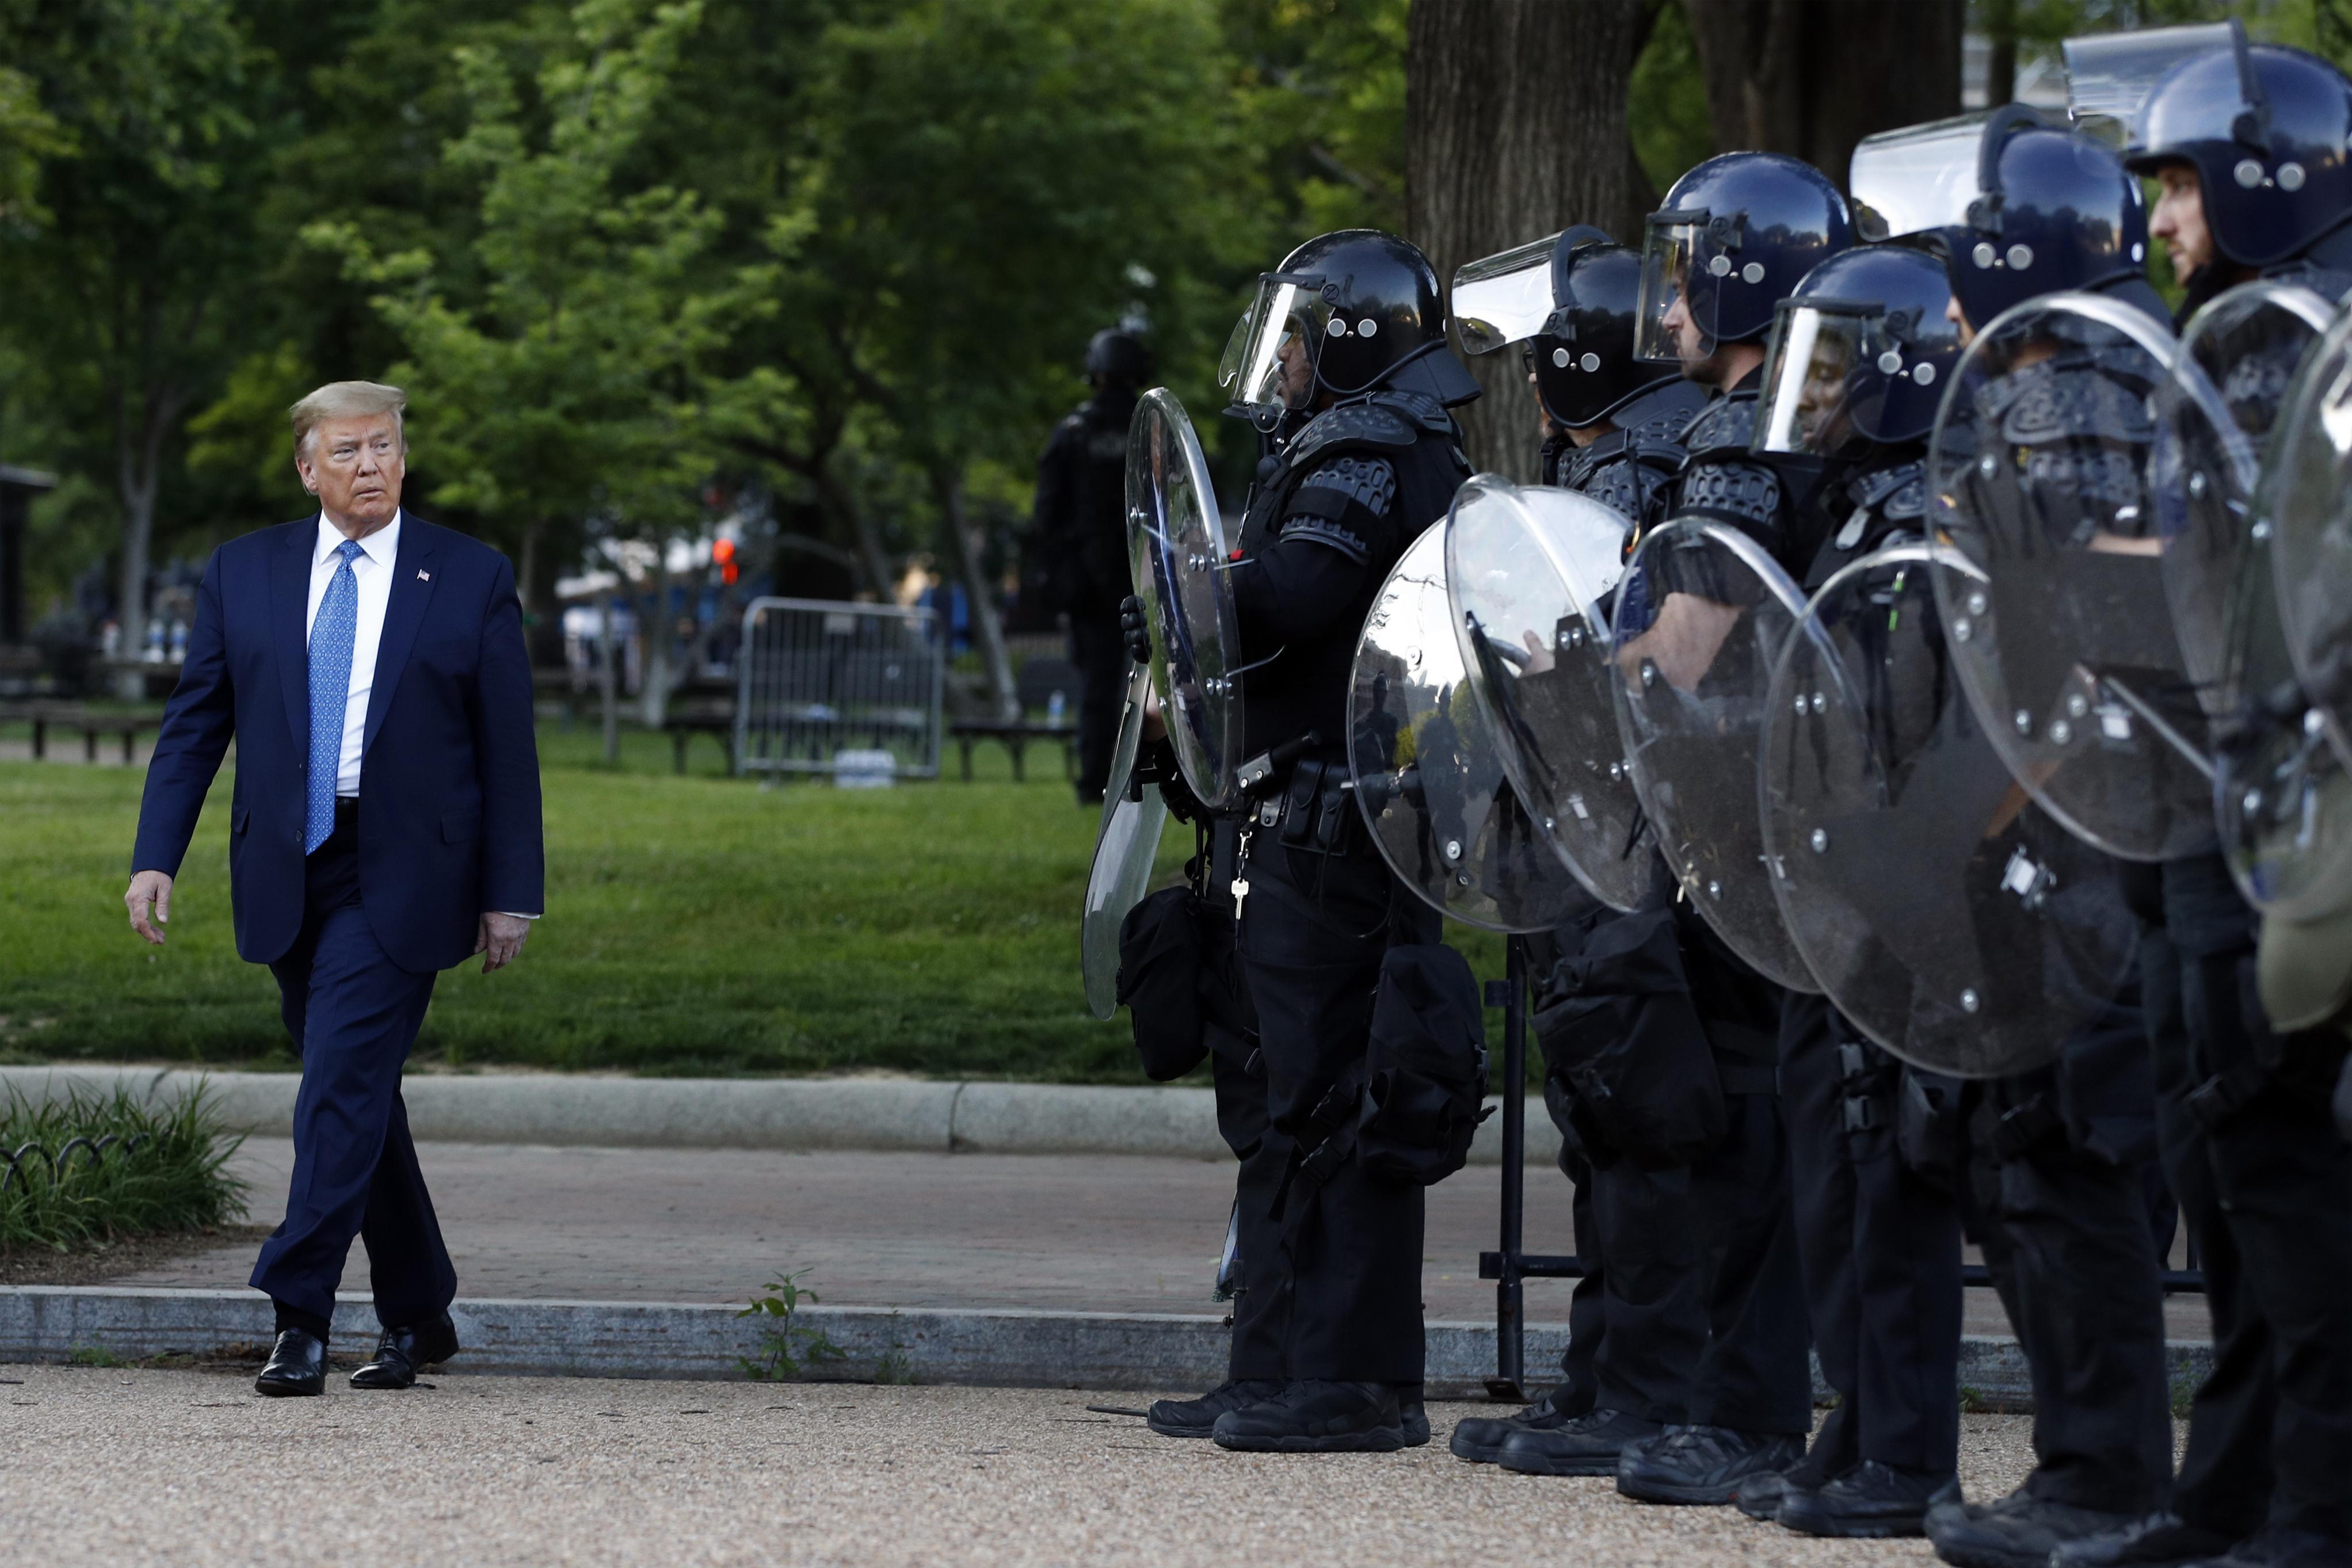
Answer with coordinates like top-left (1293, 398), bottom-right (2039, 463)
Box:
top-left (0, 722), bottom-right (1512, 1081)
top-left (0, 1085), bottom-right (247, 1256)
top-left (738, 1269), bottom-right (842, 1382)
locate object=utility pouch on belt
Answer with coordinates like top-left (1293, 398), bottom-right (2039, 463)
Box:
top-left (1895, 1066), bottom-right (1965, 1192)
top-left (1352, 943), bottom-right (1493, 1185)
top-left (1116, 887), bottom-right (1211, 1081)
top-left (1531, 905), bottom-right (1724, 1169)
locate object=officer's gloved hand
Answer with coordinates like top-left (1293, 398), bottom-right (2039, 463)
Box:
top-left (1119, 595), bottom-right (1151, 665)
top-left (1135, 736), bottom-right (1203, 823)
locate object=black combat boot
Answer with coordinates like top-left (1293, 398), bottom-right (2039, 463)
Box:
top-left (1736, 1458), bottom-right (1833, 1521)
top-left (1145, 1379), bottom-right (1286, 1439)
top-left (1926, 1488), bottom-right (2145, 1568)
top-left (1616, 1425), bottom-right (1806, 1505)
top-left (1776, 1459), bottom-right (1960, 1538)
top-left (1448, 1384), bottom-right (1580, 1464)
top-left (2055, 1512), bottom-right (2244, 1568)
top-left (1211, 1380), bottom-right (1405, 1453)
top-left (1495, 1409), bottom-right (1664, 1477)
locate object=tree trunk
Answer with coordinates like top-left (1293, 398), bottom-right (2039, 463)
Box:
top-left (1405, 0), bottom-right (1660, 482)
top-left (640, 538), bottom-right (674, 727)
top-left (1982, 0), bottom-right (2020, 110)
top-left (1681, 0), bottom-right (1965, 190)
top-left (599, 594), bottom-right (620, 764)
top-left (932, 462), bottom-right (1016, 720)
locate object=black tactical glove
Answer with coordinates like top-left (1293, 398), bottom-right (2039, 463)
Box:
top-left (1134, 735), bottom-right (1203, 824)
top-left (1119, 594), bottom-right (1151, 665)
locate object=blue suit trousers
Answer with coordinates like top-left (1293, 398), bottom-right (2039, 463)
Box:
top-left (248, 811), bottom-right (454, 1328)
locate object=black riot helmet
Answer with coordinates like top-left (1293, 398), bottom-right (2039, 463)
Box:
top-left (1752, 245), bottom-right (1962, 458)
top-left (1855, 109), bottom-right (2153, 330)
top-left (1084, 329), bottom-right (1152, 390)
top-left (2121, 30), bottom-right (2352, 268)
top-left (1221, 229), bottom-right (1477, 428)
top-left (1634, 152), bottom-right (1854, 362)
top-left (1450, 225), bottom-right (1682, 429)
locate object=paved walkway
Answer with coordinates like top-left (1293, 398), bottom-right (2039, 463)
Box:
top-left (100, 1139), bottom-right (2212, 1345)
top-left (0, 1365), bottom-right (2055, 1568)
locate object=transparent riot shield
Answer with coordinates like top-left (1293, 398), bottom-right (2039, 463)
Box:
top-left (1444, 475), bottom-right (1650, 911)
top-left (1350, 522), bottom-right (1597, 933)
top-left (1762, 545), bottom-right (2141, 1076)
top-left (2201, 290), bottom-right (2352, 921)
top-left (1927, 292), bottom-right (2217, 863)
top-left (2156, 281), bottom-right (2325, 708)
top-left (2263, 304), bottom-right (2352, 765)
top-left (1081, 665), bottom-right (1172, 1019)
top-left (1610, 518), bottom-right (1821, 992)
top-left (1127, 388), bottom-right (1245, 810)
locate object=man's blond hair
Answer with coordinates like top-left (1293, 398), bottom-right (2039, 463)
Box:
top-left (289, 381), bottom-right (407, 458)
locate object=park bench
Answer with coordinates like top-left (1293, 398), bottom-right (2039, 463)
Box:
top-left (946, 657), bottom-right (1081, 783)
top-left (660, 678), bottom-right (739, 775)
top-left (0, 700), bottom-right (165, 764)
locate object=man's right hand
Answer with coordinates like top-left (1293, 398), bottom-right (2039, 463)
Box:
top-left (125, 870), bottom-right (174, 945)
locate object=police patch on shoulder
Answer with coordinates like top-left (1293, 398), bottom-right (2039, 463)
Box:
top-left (1278, 514), bottom-right (1371, 563)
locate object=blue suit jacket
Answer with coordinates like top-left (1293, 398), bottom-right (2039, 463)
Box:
top-left (132, 514), bottom-right (544, 974)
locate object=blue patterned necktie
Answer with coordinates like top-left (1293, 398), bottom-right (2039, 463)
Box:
top-left (304, 539), bottom-right (365, 853)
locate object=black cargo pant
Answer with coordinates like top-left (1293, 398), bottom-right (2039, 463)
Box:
top-left (1961, 986), bottom-right (2172, 1515)
top-left (1676, 915), bottom-right (1813, 1439)
top-left (1532, 913), bottom-right (1709, 1424)
top-left (2151, 853), bottom-right (2352, 1544)
top-left (1211, 1043), bottom-right (1292, 1381)
top-left (1234, 829), bottom-right (1440, 1383)
top-left (1780, 993), bottom-right (1962, 1479)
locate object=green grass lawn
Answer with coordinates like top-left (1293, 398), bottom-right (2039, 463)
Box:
top-left (2, 720), bottom-right (1508, 1081)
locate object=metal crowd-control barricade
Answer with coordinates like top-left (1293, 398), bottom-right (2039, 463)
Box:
top-left (734, 597), bottom-right (945, 781)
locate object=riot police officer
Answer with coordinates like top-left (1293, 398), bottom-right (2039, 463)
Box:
top-left (1443, 226), bottom-right (1714, 1478)
top-left (1035, 328), bottom-right (1152, 803)
top-left (1722, 240), bottom-right (1977, 1540)
top-left (1812, 108), bottom-right (2184, 1568)
top-left (1136, 229), bottom-right (1481, 1452)
top-left (1586, 151), bottom-right (1855, 1510)
top-left (2054, 33), bottom-right (2352, 1568)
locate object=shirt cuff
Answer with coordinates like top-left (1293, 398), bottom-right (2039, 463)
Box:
top-left (494, 911), bottom-right (543, 921)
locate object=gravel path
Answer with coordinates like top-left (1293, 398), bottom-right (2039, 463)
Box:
top-left (2, 1363), bottom-right (2050, 1567)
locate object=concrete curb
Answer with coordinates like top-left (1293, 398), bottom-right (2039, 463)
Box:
top-left (0, 1286), bottom-right (2213, 1407)
top-left (0, 1066), bottom-right (1563, 1167)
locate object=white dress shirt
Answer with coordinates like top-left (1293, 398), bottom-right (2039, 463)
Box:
top-left (305, 510), bottom-right (400, 798)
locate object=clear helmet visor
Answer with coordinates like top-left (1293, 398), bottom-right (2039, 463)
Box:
top-left (1453, 232), bottom-right (1562, 356)
top-left (1634, 216), bottom-right (1703, 364)
top-left (1849, 113), bottom-right (1986, 239)
top-left (1224, 275), bottom-right (1329, 416)
top-left (1755, 301), bottom-right (1882, 457)
top-left (2062, 21), bottom-right (2240, 146)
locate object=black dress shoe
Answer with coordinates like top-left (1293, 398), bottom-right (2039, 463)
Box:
top-left (1398, 1391), bottom-right (1430, 1448)
top-left (1924, 1487), bottom-right (2144, 1568)
top-left (1146, 1379), bottom-right (1286, 1439)
top-left (255, 1328), bottom-right (328, 1397)
top-left (1496, 1408), bottom-right (1665, 1477)
top-left (1211, 1380), bottom-right (1405, 1453)
top-left (1776, 1459), bottom-right (1960, 1538)
top-left (1616, 1425), bottom-right (1806, 1505)
top-left (2057, 1513), bottom-right (2247, 1568)
top-left (350, 1313), bottom-right (459, 1390)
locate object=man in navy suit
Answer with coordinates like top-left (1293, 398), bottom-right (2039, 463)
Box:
top-left (124, 380), bottom-right (543, 1397)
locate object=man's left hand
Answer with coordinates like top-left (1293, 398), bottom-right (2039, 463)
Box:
top-left (477, 913), bottom-right (532, 972)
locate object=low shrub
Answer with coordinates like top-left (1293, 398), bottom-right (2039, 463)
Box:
top-left (0, 1085), bottom-right (247, 1256)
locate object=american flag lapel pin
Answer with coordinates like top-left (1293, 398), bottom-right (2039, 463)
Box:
top-left (417, 569), bottom-right (431, 581)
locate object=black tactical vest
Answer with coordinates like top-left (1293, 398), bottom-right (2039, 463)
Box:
top-left (1800, 452), bottom-right (1928, 594)
top-left (1234, 390), bottom-right (1471, 758)
top-left (1657, 380), bottom-right (1827, 575)
top-left (1551, 379), bottom-right (1710, 525)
